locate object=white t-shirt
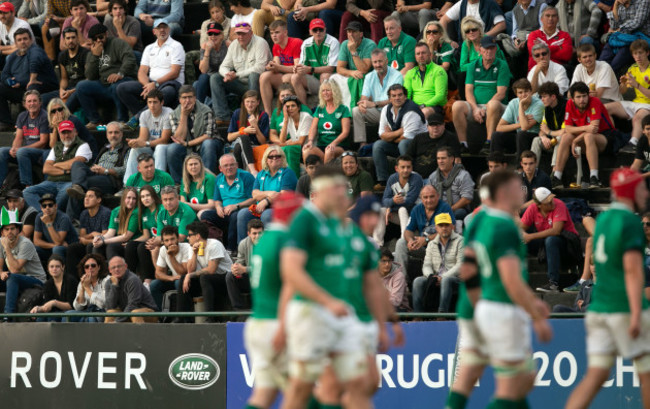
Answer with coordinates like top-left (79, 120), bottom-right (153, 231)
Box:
top-left (157, 242), bottom-right (193, 276)
top-left (140, 106), bottom-right (173, 140)
top-left (45, 142), bottom-right (92, 162)
top-left (445, 1), bottom-right (505, 26)
top-left (230, 10), bottom-right (256, 29)
top-left (141, 37), bottom-right (186, 85)
top-left (527, 61), bottom-right (570, 95)
top-left (194, 239), bottom-right (233, 275)
top-left (0, 18), bottom-right (32, 46)
top-left (279, 111), bottom-right (313, 142)
top-left (571, 61), bottom-right (621, 102)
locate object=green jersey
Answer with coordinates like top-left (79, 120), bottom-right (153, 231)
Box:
top-left (126, 169), bottom-right (174, 194)
top-left (456, 209), bottom-right (488, 319)
top-left (108, 206), bottom-right (140, 239)
top-left (465, 57), bottom-right (511, 105)
top-left (285, 204), bottom-right (348, 302)
top-left (314, 105), bottom-right (351, 147)
top-left (180, 172), bottom-right (216, 205)
top-left (300, 34), bottom-right (340, 80)
top-left (343, 223), bottom-right (379, 322)
top-left (339, 37), bottom-right (376, 71)
top-left (377, 32), bottom-right (416, 71)
top-left (250, 225), bottom-right (286, 320)
top-left (156, 202), bottom-right (197, 237)
top-left (590, 203), bottom-right (649, 313)
top-left (128, 204), bottom-right (162, 236)
top-left (472, 207), bottom-right (527, 304)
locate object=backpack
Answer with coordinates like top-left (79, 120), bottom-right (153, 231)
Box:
top-left (16, 286), bottom-right (44, 321)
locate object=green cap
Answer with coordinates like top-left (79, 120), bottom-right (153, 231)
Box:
top-left (0, 207), bottom-right (21, 227)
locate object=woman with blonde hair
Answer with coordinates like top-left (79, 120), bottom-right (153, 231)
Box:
top-left (458, 16), bottom-right (506, 73)
top-left (423, 20), bottom-right (455, 72)
top-left (46, 98), bottom-right (97, 156)
top-left (91, 186), bottom-right (138, 260)
top-left (302, 80), bottom-right (351, 163)
top-left (180, 153), bottom-right (217, 218)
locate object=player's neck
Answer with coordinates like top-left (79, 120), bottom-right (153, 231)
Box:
top-left (615, 198), bottom-right (635, 211)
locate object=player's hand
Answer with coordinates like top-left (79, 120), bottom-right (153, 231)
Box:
top-left (533, 318), bottom-right (553, 343)
top-left (272, 325), bottom-right (286, 353)
top-left (534, 298), bottom-right (551, 319)
top-left (324, 298), bottom-right (349, 317)
top-left (629, 315), bottom-right (641, 339)
top-left (391, 322), bottom-right (405, 348)
top-left (377, 325), bottom-right (390, 353)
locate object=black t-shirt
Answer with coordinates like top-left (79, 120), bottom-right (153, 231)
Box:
top-left (58, 47), bottom-right (89, 88)
top-left (635, 136), bottom-right (650, 164)
top-left (406, 130), bottom-right (462, 178)
top-left (43, 274), bottom-right (79, 311)
top-left (296, 175), bottom-right (312, 199)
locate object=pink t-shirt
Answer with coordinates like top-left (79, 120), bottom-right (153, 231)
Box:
top-left (272, 37), bottom-right (303, 67)
top-left (60, 14), bottom-right (100, 44)
top-left (521, 198), bottom-right (578, 236)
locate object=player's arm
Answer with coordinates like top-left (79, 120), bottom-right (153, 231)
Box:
top-left (273, 282), bottom-right (294, 353)
top-left (363, 270), bottom-right (390, 351)
top-left (623, 249), bottom-right (645, 339)
top-left (460, 247), bottom-right (481, 307)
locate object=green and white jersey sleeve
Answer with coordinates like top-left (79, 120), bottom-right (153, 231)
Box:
top-left (343, 223), bottom-right (379, 322)
top-left (456, 209), bottom-right (488, 319)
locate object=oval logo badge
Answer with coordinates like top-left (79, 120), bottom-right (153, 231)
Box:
top-left (168, 353), bottom-right (220, 390)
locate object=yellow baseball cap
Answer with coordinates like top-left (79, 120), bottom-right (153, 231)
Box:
top-left (434, 213), bottom-right (452, 225)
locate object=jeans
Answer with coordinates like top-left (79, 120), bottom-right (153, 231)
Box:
top-left (453, 208), bottom-right (468, 224)
top-left (225, 271), bottom-right (251, 310)
top-left (394, 237), bottom-right (427, 284)
top-left (41, 87), bottom-right (81, 114)
top-left (600, 44), bottom-right (632, 75)
top-left (0, 274), bottom-right (43, 313)
top-left (201, 209), bottom-right (240, 251)
top-left (124, 241), bottom-right (156, 281)
top-left (200, 273), bottom-right (229, 312)
top-left (530, 235), bottom-right (569, 285)
top-left (36, 245), bottom-right (68, 262)
top-left (117, 80), bottom-right (181, 116)
top-left (237, 208), bottom-right (271, 242)
top-left (210, 73), bottom-right (261, 120)
top-left (167, 139), bottom-right (223, 183)
top-left (439, 275), bottom-right (460, 312)
top-left (76, 78), bottom-right (132, 123)
top-left (392, 9), bottom-right (437, 35)
top-left (122, 145), bottom-right (171, 184)
top-left (177, 276), bottom-right (202, 318)
top-left (287, 9), bottom-right (344, 38)
top-left (412, 276), bottom-right (429, 312)
top-left (372, 139), bottom-right (412, 182)
top-left (195, 73), bottom-right (212, 104)
top-left (505, 11), bottom-right (513, 36)
top-left (65, 305), bottom-right (105, 322)
top-left (0, 147), bottom-right (45, 186)
top-left (23, 180), bottom-right (72, 210)
top-left (70, 161), bottom-right (115, 191)
top-left (149, 278), bottom-right (180, 311)
top-left (491, 130), bottom-right (538, 157)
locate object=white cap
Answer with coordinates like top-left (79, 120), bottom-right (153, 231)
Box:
top-left (533, 187), bottom-right (555, 204)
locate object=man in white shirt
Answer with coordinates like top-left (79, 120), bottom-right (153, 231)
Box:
top-left (571, 43), bottom-right (620, 103)
top-left (117, 20), bottom-right (184, 118)
top-left (0, 1), bottom-right (32, 59)
top-left (528, 42), bottom-right (569, 95)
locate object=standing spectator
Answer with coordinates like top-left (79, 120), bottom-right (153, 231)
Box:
top-left (519, 150), bottom-right (551, 208)
top-left (600, 0), bottom-right (650, 73)
top-left (30, 255), bottom-right (78, 321)
top-left (180, 153), bottom-right (216, 219)
top-left (269, 94), bottom-right (312, 176)
top-left (251, 0), bottom-right (296, 37)
top-left (199, 0), bottom-right (230, 49)
top-left (407, 112), bottom-right (461, 178)
top-left (104, 256), bottom-right (158, 323)
top-left (195, 22), bottom-right (227, 106)
top-left (155, 185), bottom-right (198, 244)
top-left (295, 154), bottom-right (321, 198)
top-left (377, 15), bottom-right (416, 76)
top-left (372, 84), bottom-right (427, 189)
top-left (117, 21), bottom-right (184, 118)
top-left (527, 42), bottom-right (569, 95)
top-left (226, 90), bottom-right (269, 176)
top-left (227, 0), bottom-right (256, 42)
top-left (531, 81), bottom-right (566, 167)
top-left (40, 0), bottom-right (71, 61)
top-left (526, 7), bottom-right (573, 70)
top-left (4, 189), bottom-right (38, 239)
top-left (341, 151), bottom-right (374, 201)
top-left (287, 0), bottom-right (344, 39)
top-left (150, 225), bottom-right (192, 315)
top-left (226, 219), bottom-right (262, 311)
top-left (124, 185), bottom-right (162, 284)
top-left (556, 0), bottom-right (602, 47)
top-left (75, 24), bottom-right (137, 128)
top-left (403, 41), bottom-right (448, 118)
top-left (125, 152), bottom-right (174, 194)
top-left (59, 0), bottom-right (98, 50)
top-left (90, 187), bottom-right (137, 260)
top-left (32, 193), bottom-right (79, 260)
top-left (440, 0), bottom-right (506, 41)
top-left (571, 43), bottom-right (621, 103)
top-left (0, 1), bottom-right (33, 58)
top-left (134, 0), bottom-right (183, 41)
top-left (426, 147), bottom-right (475, 221)
top-left (378, 248), bottom-right (410, 312)
top-left (71, 253), bottom-right (110, 322)
top-left (339, 0), bottom-right (393, 44)
top-left (103, 0), bottom-right (143, 54)
top-left (393, 0), bottom-right (436, 35)
top-left (167, 85), bottom-right (224, 183)
top-left (66, 188), bottom-right (110, 276)
top-left (213, 22), bottom-right (271, 123)
top-left (335, 20), bottom-right (375, 107)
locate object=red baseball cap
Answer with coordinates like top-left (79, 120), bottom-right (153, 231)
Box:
top-left (610, 168), bottom-right (646, 201)
top-left (309, 19), bottom-right (326, 31)
top-left (58, 120), bottom-right (75, 133)
top-left (0, 2), bottom-right (14, 12)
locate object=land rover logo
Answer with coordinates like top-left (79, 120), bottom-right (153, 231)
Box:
top-left (168, 353), bottom-right (220, 390)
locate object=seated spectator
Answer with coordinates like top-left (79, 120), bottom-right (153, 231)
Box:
top-left (17, 0), bottom-right (47, 33)
top-left (124, 185), bottom-right (162, 284)
top-left (290, 18), bottom-right (339, 106)
top-left (374, 155), bottom-right (423, 246)
top-left (378, 248), bottom-right (410, 312)
top-left (287, 0), bottom-right (343, 39)
top-left (527, 7), bottom-right (573, 70)
top-left (457, 16), bottom-right (506, 74)
top-left (407, 112), bottom-right (461, 178)
top-left (605, 39), bottom-right (650, 153)
top-left (32, 193), bottom-right (79, 259)
top-left (427, 146), bottom-right (475, 221)
top-left (123, 90), bottom-right (173, 183)
top-left (302, 80), bottom-right (351, 163)
top-left (556, 0), bottom-right (602, 47)
top-left (600, 0), bottom-right (650, 74)
top-left (423, 21), bottom-right (455, 73)
top-left (76, 24), bottom-right (137, 128)
top-left (227, 90), bottom-right (269, 176)
top-left (491, 78), bottom-right (544, 156)
top-left (480, 150), bottom-right (509, 181)
top-left (372, 84), bottom-right (427, 189)
top-left (117, 21), bottom-right (184, 119)
top-left (553, 82), bottom-right (626, 188)
top-left (237, 146), bottom-right (297, 238)
top-left (269, 93), bottom-right (312, 176)
top-left (228, 219), bottom-right (263, 310)
top-left (341, 150), bottom-right (374, 201)
top-left (59, 0), bottom-right (98, 50)
top-left (334, 20), bottom-right (375, 106)
top-left (394, 184), bottom-right (455, 282)
top-left (0, 1), bottom-right (33, 59)
top-left (572, 43), bottom-right (621, 104)
top-left (104, 256), bottom-right (158, 323)
top-left (200, 0), bottom-right (231, 49)
top-left (104, 0), bottom-right (143, 54)
top-left (185, 221), bottom-right (233, 315)
top-left (167, 84), bottom-right (224, 183)
top-left (0, 28), bottom-right (57, 130)
top-left (0, 208), bottom-right (46, 316)
top-left (403, 41), bottom-right (448, 118)
top-left (440, 0), bottom-right (506, 41)
top-left (352, 48), bottom-right (402, 145)
top-left (339, 0), bottom-right (393, 44)
top-left (90, 187), bottom-right (138, 260)
top-left (195, 22), bottom-right (227, 106)
top-left (295, 154), bottom-right (321, 198)
top-left (252, 0), bottom-right (295, 37)
top-left (452, 36), bottom-right (511, 154)
top-left (0, 90), bottom-right (49, 190)
top-left (46, 98), bottom-right (97, 157)
top-left (527, 43), bottom-right (569, 95)
top-left (228, 0), bottom-right (256, 42)
top-left (200, 154), bottom-right (255, 251)
top-left (413, 212), bottom-right (463, 312)
top-left (180, 153), bottom-right (216, 219)
top-left (23, 120), bottom-right (92, 211)
top-left (377, 15), bottom-right (416, 76)
top-left (30, 254), bottom-right (78, 321)
top-left (125, 152), bottom-right (174, 194)
top-left (134, 0), bottom-right (183, 41)
top-left (71, 253), bottom-right (111, 322)
top-left (155, 185), bottom-right (198, 244)
top-left (41, 0), bottom-right (71, 61)
top-left (519, 150), bottom-right (551, 208)
top-left (633, 115), bottom-right (650, 171)
top-left (4, 190), bottom-right (37, 239)
top-left (521, 187), bottom-right (581, 293)
top-left (500, 0), bottom-right (546, 58)
top-left (531, 82), bottom-right (567, 166)
top-left (213, 22), bottom-right (271, 123)
top-left (552, 271), bottom-right (593, 312)
top-left (392, 0), bottom-right (435, 36)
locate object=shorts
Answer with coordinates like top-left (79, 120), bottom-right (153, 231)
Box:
top-left (305, 74), bottom-right (321, 95)
top-left (244, 318), bottom-right (288, 389)
top-left (586, 309), bottom-right (650, 360)
top-left (619, 100), bottom-right (650, 118)
top-left (602, 128), bottom-right (629, 155)
top-left (475, 300), bottom-right (532, 362)
top-left (459, 101), bottom-right (507, 122)
top-left (457, 318), bottom-right (487, 356)
top-left (358, 320), bottom-right (379, 355)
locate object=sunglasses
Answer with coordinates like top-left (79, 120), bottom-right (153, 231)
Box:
top-left (464, 27), bottom-right (479, 34)
top-left (267, 155), bottom-right (283, 160)
top-left (50, 107), bottom-right (64, 114)
top-left (208, 31), bottom-right (221, 36)
top-left (282, 95), bottom-right (299, 103)
top-left (533, 51), bottom-right (549, 58)
top-left (426, 29), bottom-right (440, 35)
top-left (341, 151), bottom-right (357, 158)
top-left (41, 202), bottom-right (55, 208)
top-left (92, 34), bottom-right (106, 41)
top-left (137, 153), bottom-right (153, 162)
top-left (644, 222), bottom-right (650, 227)
top-left (84, 263), bottom-right (98, 269)
top-left (234, 22), bottom-right (250, 28)
top-left (311, 27), bottom-right (324, 33)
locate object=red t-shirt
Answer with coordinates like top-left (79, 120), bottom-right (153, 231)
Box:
top-left (273, 37), bottom-right (303, 66)
top-left (563, 97), bottom-right (613, 133)
top-left (521, 198), bottom-right (579, 236)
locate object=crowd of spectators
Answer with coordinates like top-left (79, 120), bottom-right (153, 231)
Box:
top-left (1, 0), bottom-right (650, 319)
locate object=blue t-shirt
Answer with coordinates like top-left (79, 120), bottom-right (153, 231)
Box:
top-left (34, 210), bottom-right (79, 244)
top-left (405, 201), bottom-right (456, 236)
top-left (214, 169), bottom-right (256, 207)
top-left (79, 206), bottom-right (111, 234)
top-left (502, 96), bottom-right (544, 134)
top-left (227, 109), bottom-right (270, 145)
top-left (253, 167), bottom-right (298, 193)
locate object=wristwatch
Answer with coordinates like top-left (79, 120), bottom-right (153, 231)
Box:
top-left (145, 141), bottom-right (151, 147)
top-left (154, 81), bottom-right (160, 87)
top-left (425, 236), bottom-right (430, 243)
top-left (104, 168), bottom-right (109, 175)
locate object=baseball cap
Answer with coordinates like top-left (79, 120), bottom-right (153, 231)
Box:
top-left (88, 24), bottom-right (108, 39)
top-left (0, 2), bottom-right (14, 12)
top-left (427, 112), bottom-right (444, 126)
top-left (309, 18), bottom-right (326, 31)
top-left (234, 22), bottom-right (252, 34)
top-left (610, 167), bottom-right (646, 201)
top-left (533, 187), bottom-right (555, 205)
top-left (5, 189), bottom-right (22, 199)
top-left (349, 196), bottom-right (381, 224)
top-left (39, 193), bottom-right (56, 204)
top-left (346, 21), bottom-right (363, 32)
top-left (480, 35), bottom-right (498, 49)
top-left (154, 20), bottom-right (169, 28)
top-left (206, 22), bottom-right (223, 34)
top-left (58, 120), bottom-right (75, 133)
top-left (434, 213), bottom-right (453, 225)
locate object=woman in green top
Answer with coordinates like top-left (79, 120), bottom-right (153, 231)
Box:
top-left (92, 187), bottom-right (138, 260)
top-left (125, 185), bottom-right (163, 284)
top-left (423, 20), bottom-right (456, 73)
top-left (341, 151), bottom-right (374, 204)
top-left (458, 16), bottom-right (506, 73)
top-left (303, 80), bottom-right (351, 164)
top-left (180, 153), bottom-right (216, 219)
top-left (270, 95), bottom-right (312, 177)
